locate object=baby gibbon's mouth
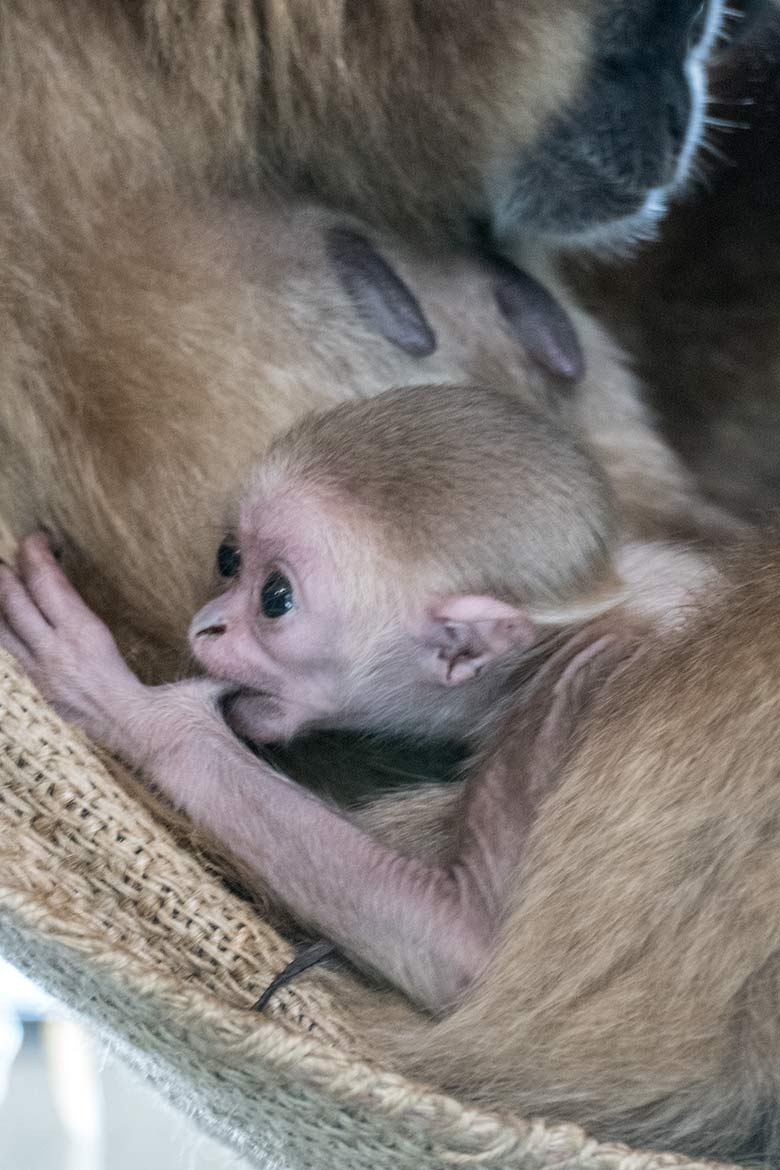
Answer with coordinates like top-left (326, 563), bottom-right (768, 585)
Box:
top-left (220, 686), bottom-right (274, 714)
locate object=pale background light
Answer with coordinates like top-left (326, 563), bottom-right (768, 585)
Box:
top-left (0, 958), bottom-right (250, 1170)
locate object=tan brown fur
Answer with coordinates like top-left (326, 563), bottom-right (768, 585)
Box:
top-left (0, 0), bottom-right (721, 683)
top-left (132, 0), bottom-right (590, 239)
top-left (0, 0), bottom-right (572, 677)
top-left (338, 542), bottom-right (779, 1162)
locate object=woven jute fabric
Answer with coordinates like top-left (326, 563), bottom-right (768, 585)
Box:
top-left (0, 647), bottom-right (737, 1170)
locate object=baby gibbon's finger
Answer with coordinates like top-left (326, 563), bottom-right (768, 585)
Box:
top-left (0, 618), bottom-right (36, 674)
top-left (0, 564), bottom-right (52, 648)
top-left (17, 533), bottom-right (99, 632)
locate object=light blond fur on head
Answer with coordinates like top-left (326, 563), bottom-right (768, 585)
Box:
top-left (261, 384), bottom-right (622, 622)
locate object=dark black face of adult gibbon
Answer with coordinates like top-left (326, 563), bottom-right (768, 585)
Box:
top-left (497, 0), bottom-right (757, 245)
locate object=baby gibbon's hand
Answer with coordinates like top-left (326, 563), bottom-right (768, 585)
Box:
top-left (0, 533), bottom-right (149, 748)
top-left (0, 533), bottom-right (233, 769)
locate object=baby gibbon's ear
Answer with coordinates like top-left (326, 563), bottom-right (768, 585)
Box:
top-left (420, 596), bottom-right (536, 686)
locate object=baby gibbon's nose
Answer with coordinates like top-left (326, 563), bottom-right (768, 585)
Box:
top-left (195, 622), bottom-right (227, 638)
top-left (189, 597), bottom-right (230, 641)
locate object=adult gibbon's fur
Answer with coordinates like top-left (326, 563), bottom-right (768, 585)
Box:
top-left (0, 0), bottom-right (719, 679)
top-left (571, 1), bottom-right (780, 520)
top-left (127, 0), bottom-right (728, 244)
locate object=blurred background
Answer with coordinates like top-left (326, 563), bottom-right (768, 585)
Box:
top-left (0, 959), bottom-right (248, 1170)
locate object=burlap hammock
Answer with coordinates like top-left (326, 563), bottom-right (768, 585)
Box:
top-left (0, 527), bottom-right (737, 1170)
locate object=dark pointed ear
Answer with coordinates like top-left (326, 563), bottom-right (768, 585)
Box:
top-left (491, 256), bottom-right (585, 383)
top-left (419, 596), bottom-right (537, 686)
top-left (326, 227), bottom-right (437, 357)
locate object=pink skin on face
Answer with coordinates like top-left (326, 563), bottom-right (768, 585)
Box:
top-left (0, 533), bottom-right (626, 1011)
top-left (190, 494), bottom-right (358, 743)
top-left (195, 490), bottom-right (555, 745)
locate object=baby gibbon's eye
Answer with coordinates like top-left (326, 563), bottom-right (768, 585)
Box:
top-left (217, 540), bottom-right (241, 578)
top-left (261, 569), bottom-right (294, 618)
